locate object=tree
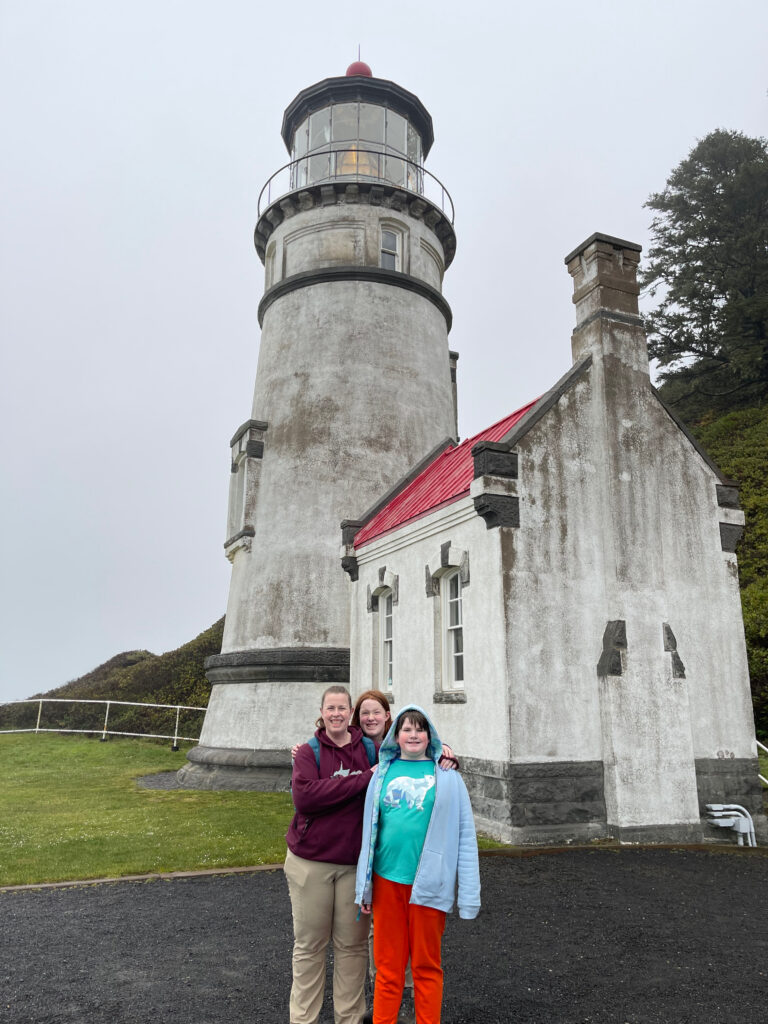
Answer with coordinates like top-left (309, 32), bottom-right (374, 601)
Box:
top-left (641, 129), bottom-right (768, 420)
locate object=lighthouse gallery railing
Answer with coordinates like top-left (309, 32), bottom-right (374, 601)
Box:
top-left (258, 149), bottom-right (454, 224)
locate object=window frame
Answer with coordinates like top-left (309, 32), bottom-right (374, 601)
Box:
top-left (378, 587), bottom-right (394, 693)
top-left (441, 569), bottom-right (464, 690)
top-left (380, 227), bottom-right (400, 271)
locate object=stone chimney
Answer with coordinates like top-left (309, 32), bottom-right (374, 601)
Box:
top-left (564, 232), bottom-right (648, 373)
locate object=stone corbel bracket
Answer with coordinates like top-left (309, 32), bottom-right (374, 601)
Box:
top-left (470, 441), bottom-right (519, 529)
top-left (716, 484), bottom-right (745, 553)
top-left (340, 519), bottom-right (364, 582)
top-left (224, 526), bottom-right (255, 563)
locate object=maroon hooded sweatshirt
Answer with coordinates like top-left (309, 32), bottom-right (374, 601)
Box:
top-left (286, 726), bottom-right (374, 865)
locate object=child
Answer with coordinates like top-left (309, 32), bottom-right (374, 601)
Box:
top-left (355, 705), bottom-right (480, 1024)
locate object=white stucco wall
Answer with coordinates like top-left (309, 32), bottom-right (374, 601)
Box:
top-left (350, 499), bottom-right (509, 762)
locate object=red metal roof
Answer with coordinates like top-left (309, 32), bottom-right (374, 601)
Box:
top-left (354, 398), bottom-right (539, 548)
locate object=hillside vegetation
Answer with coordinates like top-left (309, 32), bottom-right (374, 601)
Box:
top-left (0, 620), bottom-right (222, 738)
top-left (34, 617), bottom-right (224, 709)
top-left (689, 405), bottom-right (768, 739)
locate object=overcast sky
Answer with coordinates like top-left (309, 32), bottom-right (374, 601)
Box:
top-left (1, 1), bottom-right (766, 704)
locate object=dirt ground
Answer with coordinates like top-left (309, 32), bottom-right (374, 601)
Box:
top-left (2, 847), bottom-right (767, 1023)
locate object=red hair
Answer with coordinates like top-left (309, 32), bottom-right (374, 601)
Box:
top-left (351, 689), bottom-right (392, 730)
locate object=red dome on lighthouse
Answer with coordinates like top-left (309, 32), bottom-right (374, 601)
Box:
top-left (345, 60), bottom-right (372, 77)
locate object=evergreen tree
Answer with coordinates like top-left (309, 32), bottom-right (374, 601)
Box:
top-left (642, 129), bottom-right (768, 420)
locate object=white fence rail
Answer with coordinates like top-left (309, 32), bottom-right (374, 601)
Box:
top-left (0, 698), bottom-right (207, 749)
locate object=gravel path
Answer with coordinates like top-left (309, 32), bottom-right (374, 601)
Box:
top-left (2, 848), bottom-right (766, 1023)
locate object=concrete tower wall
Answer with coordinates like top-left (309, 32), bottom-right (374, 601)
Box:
top-left (221, 198), bottom-right (456, 660)
top-left (221, 288), bottom-right (456, 655)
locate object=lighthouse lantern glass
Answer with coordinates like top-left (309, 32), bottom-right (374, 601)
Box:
top-left (359, 104), bottom-right (384, 145)
top-left (309, 109), bottom-right (331, 150)
top-left (331, 104), bottom-right (357, 142)
top-left (385, 111), bottom-right (406, 152)
top-left (290, 101), bottom-right (423, 193)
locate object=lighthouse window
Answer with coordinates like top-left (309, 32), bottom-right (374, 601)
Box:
top-left (379, 588), bottom-right (394, 692)
top-left (359, 104), bottom-right (384, 145)
top-left (385, 110), bottom-right (407, 154)
top-left (309, 152), bottom-right (331, 183)
top-left (294, 122), bottom-right (309, 159)
top-left (380, 229), bottom-right (399, 271)
top-left (441, 570), bottom-right (464, 689)
top-left (385, 156), bottom-right (406, 188)
top-left (407, 123), bottom-right (421, 164)
top-left (331, 104), bottom-right (358, 143)
top-left (309, 109), bottom-right (331, 150)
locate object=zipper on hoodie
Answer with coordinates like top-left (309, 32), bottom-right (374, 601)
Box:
top-left (410, 764), bottom-right (438, 903)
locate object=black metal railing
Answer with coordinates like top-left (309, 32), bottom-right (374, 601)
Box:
top-left (258, 149), bottom-right (454, 224)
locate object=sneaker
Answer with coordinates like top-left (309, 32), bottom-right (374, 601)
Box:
top-left (397, 988), bottom-right (416, 1024)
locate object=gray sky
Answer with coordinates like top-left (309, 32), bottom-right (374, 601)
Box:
top-left (1, 1), bottom-right (766, 703)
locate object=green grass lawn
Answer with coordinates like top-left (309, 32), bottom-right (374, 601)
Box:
top-left (0, 733), bottom-right (506, 886)
top-left (0, 733), bottom-right (293, 886)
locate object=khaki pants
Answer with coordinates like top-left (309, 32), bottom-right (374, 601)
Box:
top-left (284, 849), bottom-right (370, 1024)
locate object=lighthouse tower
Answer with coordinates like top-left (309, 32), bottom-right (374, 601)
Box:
top-left (180, 63), bottom-right (458, 787)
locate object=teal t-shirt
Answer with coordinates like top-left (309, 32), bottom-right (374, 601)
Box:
top-left (373, 759), bottom-right (436, 885)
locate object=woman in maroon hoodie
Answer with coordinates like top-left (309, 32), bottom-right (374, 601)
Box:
top-left (285, 684), bottom-right (376, 1024)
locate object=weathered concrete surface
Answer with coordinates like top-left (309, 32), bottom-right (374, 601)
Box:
top-left (3, 849), bottom-right (768, 1023)
top-left (347, 234), bottom-right (762, 845)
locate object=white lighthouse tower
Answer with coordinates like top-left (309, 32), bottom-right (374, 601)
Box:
top-left (180, 62), bottom-right (458, 787)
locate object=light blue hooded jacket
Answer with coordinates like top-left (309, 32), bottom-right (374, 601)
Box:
top-left (355, 704), bottom-right (481, 919)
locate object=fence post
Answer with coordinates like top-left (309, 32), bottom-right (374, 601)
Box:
top-left (172, 706), bottom-right (181, 751)
top-left (35, 700), bottom-right (43, 733)
top-left (101, 701), bottom-right (110, 742)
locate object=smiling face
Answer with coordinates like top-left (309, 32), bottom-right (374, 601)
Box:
top-left (358, 697), bottom-right (391, 742)
top-left (396, 714), bottom-right (430, 761)
top-left (320, 691), bottom-right (352, 744)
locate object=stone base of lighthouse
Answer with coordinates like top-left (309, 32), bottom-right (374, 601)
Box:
top-left (177, 647), bottom-right (350, 790)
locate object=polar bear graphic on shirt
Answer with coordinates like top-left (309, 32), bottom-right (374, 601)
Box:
top-left (382, 773), bottom-right (435, 811)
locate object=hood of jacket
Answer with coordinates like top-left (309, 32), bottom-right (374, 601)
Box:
top-left (377, 703), bottom-right (443, 770)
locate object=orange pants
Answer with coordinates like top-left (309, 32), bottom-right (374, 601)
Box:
top-left (372, 873), bottom-right (447, 1024)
